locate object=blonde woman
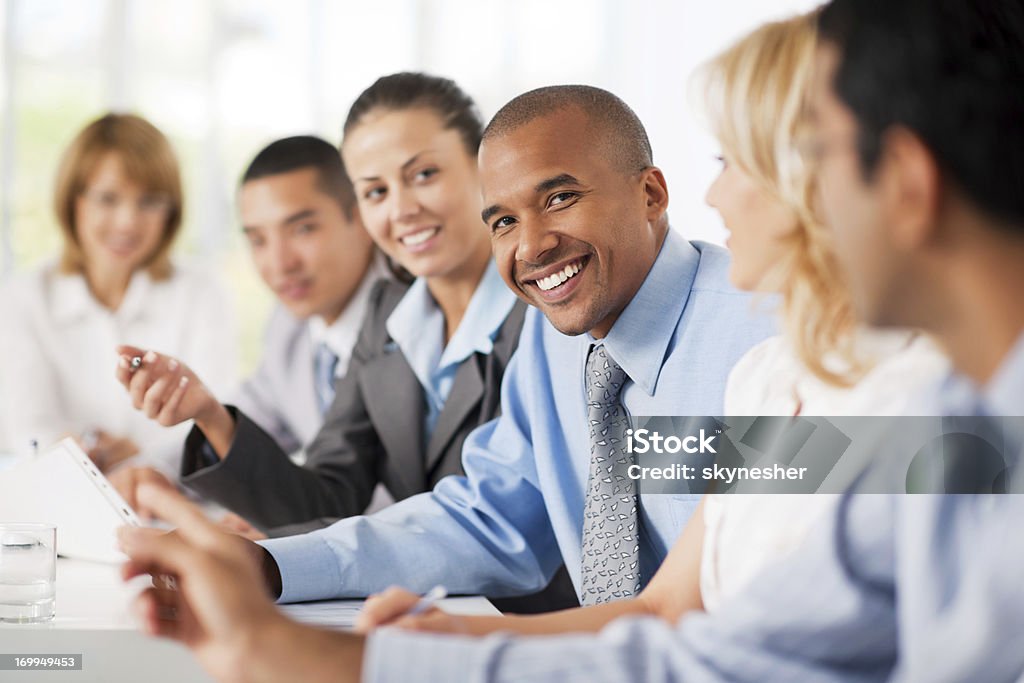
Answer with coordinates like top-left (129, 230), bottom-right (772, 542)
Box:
top-left (0, 113), bottom-right (236, 471)
top-left (690, 9), bottom-right (946, 610)
top-left (354, 12), bottom-right (947, 634)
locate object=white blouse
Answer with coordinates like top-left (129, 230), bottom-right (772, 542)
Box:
top-left (700, 331), bottom-right (948, 612)
top-left (0, 260), bottom-right (237, 467)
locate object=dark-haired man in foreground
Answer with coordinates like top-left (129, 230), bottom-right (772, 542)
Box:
top-left (119, 0), bottom-right (1024, 677)
top-left (111, 136), bottom-right (385, 532)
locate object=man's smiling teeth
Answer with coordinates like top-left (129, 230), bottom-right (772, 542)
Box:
top-left (535, 261), bottom-right (582, 292)
top-left (400, 227), bottom-right (439, 246)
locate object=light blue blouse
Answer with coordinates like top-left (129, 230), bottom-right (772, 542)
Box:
top-left (384, 259), bottom-right (516, 440)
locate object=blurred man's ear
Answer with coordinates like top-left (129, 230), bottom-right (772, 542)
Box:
top-left (877, 126), bottom-right (942, 251)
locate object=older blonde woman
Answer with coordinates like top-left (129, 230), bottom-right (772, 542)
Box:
top-left (354, 11), bottom-right (947, 635)
top-left (0, 113), bottom-right (235, 471)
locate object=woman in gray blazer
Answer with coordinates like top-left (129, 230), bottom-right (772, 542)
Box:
top-left (176, 72), bottom-right (519, 533)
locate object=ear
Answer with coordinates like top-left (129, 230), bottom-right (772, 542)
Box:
top-left (641, 167), bottom-right (670, 224)
top-left (877, 127), bottom-right (941, 250)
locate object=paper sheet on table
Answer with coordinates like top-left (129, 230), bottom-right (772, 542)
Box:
top-left (276, 596), bottom-right (499, 631)
top-left (0, 439), bottom-right (140, 562)
top-left (278, 600), bottom-right (365, 630)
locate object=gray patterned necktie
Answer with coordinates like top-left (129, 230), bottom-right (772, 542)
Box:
top-left (580, 344), bottom-right (640, 605)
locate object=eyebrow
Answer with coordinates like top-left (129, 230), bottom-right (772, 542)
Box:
top-left (534, 173), bottom-right (582, 195)
top-left (481, 173), bottom-right (583, 224)
top-left (283, 208), bottom-right (317, 225)
top-left (357, 150), bottom-right (436, 182)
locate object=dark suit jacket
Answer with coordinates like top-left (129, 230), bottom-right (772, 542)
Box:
top-left (181, 278), bottom-right (524, 530)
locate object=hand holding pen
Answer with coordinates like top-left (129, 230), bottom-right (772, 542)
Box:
top-left (114, 345), bottom-right (217, 428)
top-left (355, 585), bottom-right (470, 634)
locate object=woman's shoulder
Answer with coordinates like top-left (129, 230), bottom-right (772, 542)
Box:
top-left (797, 331), bottom-right (948, 415)
top-left (2, 259), bottom-right (56, 288)
top-left (872, 332), bottom-right (948, 375)
top-left (0, 261), bottom-right (61, 312)
top-left (151, 260), bottom-right (236, 310)
top-left (724, 335), bottom-right (801, 415)
top-left (370, 277), bottom-right (414, 316)
top-left (731, 335), bottom-right (792, 372)
top-left (161, 260), bottom-right (227, 290)
top-left (849, 332), bottom-right (949, 409)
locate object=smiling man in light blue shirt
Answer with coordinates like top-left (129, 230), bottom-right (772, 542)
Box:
top-left (257, 86), bottom-right (775, 603)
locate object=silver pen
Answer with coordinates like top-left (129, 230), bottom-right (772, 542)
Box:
top-left (405, 585), bottom-right (448, 616)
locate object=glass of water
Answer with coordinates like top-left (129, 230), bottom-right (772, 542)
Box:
top-left (0, 524), bottom-right (56, 623)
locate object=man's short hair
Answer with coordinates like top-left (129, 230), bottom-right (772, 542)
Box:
top-left (482, 85), bottom-right (653, 175)
top-left (819, 0), bottom-right (1024, 228)
top-left (241, 135), bottom-right (357, 219)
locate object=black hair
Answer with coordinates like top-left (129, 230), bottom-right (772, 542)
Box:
top-left (342, 72), bottom-right (483, 155)
top-left (482, 84), bottom-right (653, 174)
top-left (241, 135), bottom-right (357, 219)
top-left (819, 0), bottom-right (1024, 227)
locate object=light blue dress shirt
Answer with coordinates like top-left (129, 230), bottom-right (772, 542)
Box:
top-left (363, 333), bottom-right (1024, 683)
top-left (260, 232), bottom-right (775, 603)
top-left (385, 260), bottom-right (516, 439)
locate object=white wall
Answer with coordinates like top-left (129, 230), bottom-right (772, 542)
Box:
top-left (0, 0), bottom-right (821, 366)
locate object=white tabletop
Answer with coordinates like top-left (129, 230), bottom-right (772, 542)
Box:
top-left (1, 558), bottom-right (498, 682)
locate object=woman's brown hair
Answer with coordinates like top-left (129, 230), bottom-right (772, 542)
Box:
top-left (53, 113), bottom-right (183, 279)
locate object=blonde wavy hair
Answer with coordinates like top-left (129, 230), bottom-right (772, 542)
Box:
top-left (699, 11), bottom-right (865, 386)
top-left (53, 113), bottom-right (183, 280)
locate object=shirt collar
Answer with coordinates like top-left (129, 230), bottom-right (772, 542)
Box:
top-left (51, 265), bottom-right (155, 325)
top-left (934, 331), bottom-right (1024, 417)
top-left (597, 230), bottom-right (698, 396)
top-left (308, 254), bottom-right (389, 370)
top-left (440, 259), bottom-right (516, 368)
top-left (984, 331), bottom-right (1024, 416)
top-left (386, 258), bottom-right (515, 377)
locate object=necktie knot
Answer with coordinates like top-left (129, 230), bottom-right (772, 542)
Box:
top-left (586, 345), bottom-right (628, 408)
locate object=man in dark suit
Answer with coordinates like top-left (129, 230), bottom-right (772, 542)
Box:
top-left (176, 277), bottom-right (527, 538)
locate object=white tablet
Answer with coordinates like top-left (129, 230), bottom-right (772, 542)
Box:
top-left (0, 438), bottom-right (140, 563)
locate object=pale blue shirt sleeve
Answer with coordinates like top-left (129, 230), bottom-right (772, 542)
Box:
top-left (362, 492), bottom-right (899, 683)
top-left (363, 491), bottom-right (1024, 683)
top-left (259, 338), bottom-right (565, 603)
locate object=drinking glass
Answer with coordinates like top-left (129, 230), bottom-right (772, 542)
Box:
top-left (0, 523), bottom-right (56, 623)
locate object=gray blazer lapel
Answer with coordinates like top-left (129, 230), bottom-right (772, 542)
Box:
top-left (362, 345), bottom-right (427, 495)
top-left (424, 355), bottom-right (484, 471)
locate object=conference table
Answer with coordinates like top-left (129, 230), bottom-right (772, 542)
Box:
top-left (1, 558), bottom-right (499, 683)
